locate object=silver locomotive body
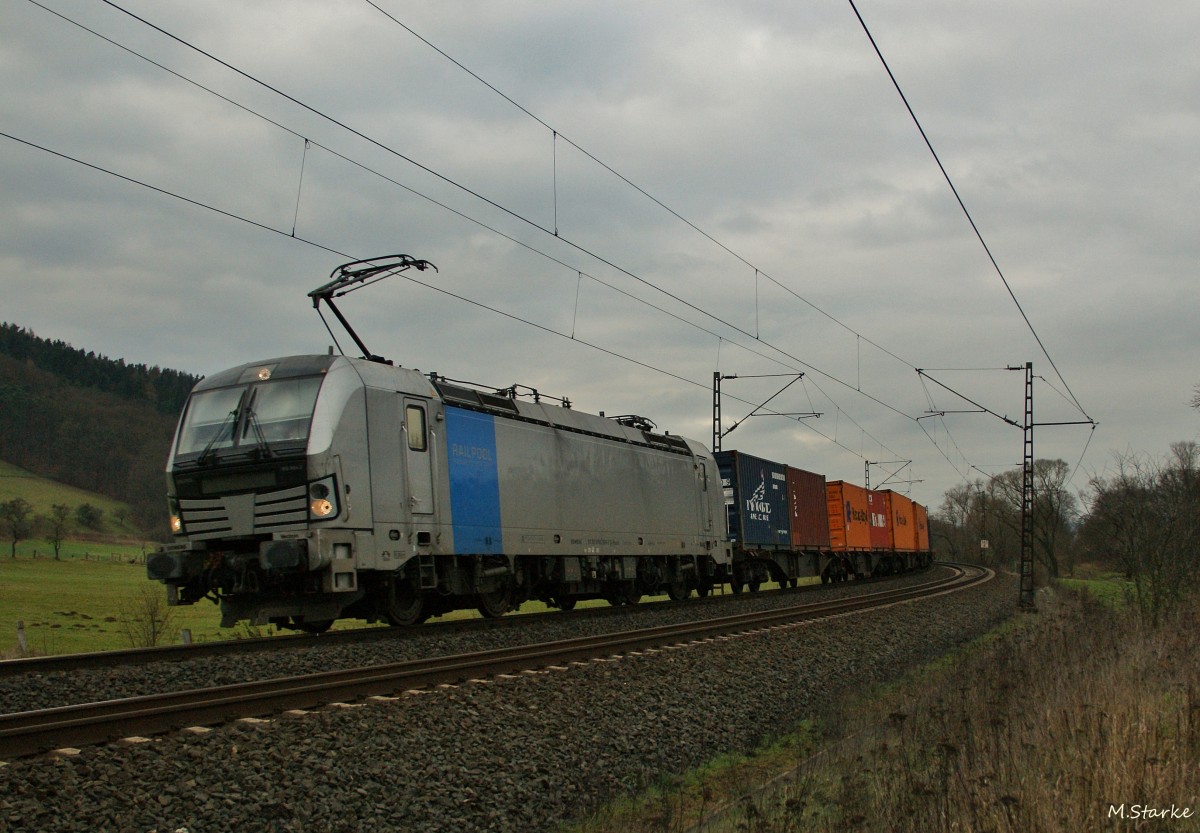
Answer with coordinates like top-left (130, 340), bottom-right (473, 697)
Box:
top-left (148, 354), bottom-right (730, 629)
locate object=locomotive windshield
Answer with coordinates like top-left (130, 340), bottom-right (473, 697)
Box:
top-left (176, 376), bottom-right (323, 461)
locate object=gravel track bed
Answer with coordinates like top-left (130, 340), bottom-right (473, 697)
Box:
top-left (0, 569), bottom-right (1015, 833)
top-left (0, 570), bottom-right (943, 714)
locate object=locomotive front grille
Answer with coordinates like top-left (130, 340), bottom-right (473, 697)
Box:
top-left (180, 485), bottom-right (309, 540)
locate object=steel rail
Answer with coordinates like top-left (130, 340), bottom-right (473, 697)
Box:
top-left (0, 564), bottom-right (988, 760)
top-left (0, 598), bottom-right (684, 677)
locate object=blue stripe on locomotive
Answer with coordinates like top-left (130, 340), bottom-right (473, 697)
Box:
top-left (444, 406), bottom-right (503, 554)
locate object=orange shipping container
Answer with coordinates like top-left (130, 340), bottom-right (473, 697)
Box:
top-left (882, 490), bottom-right (917, 552)
top-left (826, 481), bottom-right (872, 551)
top-left (867, 491), bottom-right (892, 551)
top-left (913, 503), bottom-right (930, 551)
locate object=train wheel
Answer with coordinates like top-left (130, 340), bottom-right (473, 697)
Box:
top-left (555, 597), bottom-right (577, 612)
top-left (476, 586), bottom-right (513, 618)
top-left (623, 584), bottom-right (642, 606)
top-left (387, 586), bottom-right (426, 626)
top-left (294, 617), bottom-right (332, 634)
top-left (748, 579), bottom-right (762, 593)
top-left (666, 578), bottom-right (689, 601)
top-left (696, 582), bottom-right (712, 598)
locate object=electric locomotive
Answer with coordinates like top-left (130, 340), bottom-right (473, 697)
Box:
top-left (146, 256), bottom-right (730, 630)
top-left (146, 352), bottom-right (729, 630)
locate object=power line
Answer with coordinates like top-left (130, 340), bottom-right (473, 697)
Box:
top-left (59, 0), bottom-right (933, 463)
top-left (846, 0), bottom-right (1092, 423)
top-left (21, 0), bottom-right (800, 379)
top-left (362, 0), bottom-right (1092, 445)
top-left (363, 0), bottom-right (1101, 489)
top-left (358, 0), bottom-right (923, 372)
top-left (91, 0), bottom-right (767, 355)
top-left (0, 127), bottom-right (877, 458)
top-left (0, 130), bottom-right (348, 260)
top-left (24, 0), bottom-right (1066, 483)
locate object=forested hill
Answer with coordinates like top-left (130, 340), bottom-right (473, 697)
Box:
top-left (0, 323), bottom-right (197, 415)
top-left (0, 324), bottom-right (202, 534)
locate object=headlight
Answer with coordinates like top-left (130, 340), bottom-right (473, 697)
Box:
top-left (168, 497), bottom-right (183, 535)
top-left (308, 476), bottom-right (339, 521)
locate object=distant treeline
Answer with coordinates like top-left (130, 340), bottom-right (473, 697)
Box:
top-left (0, 324), bottom-right (201, 535)
top-left (0, 323), bottom-right (198, 416)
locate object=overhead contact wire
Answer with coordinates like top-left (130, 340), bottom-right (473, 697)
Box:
top-left (359, 0), bottom-right (921, 372)
top-left (846, 0), bottom-right (1091, 422)
top-left (81, 0), bottom-right (928, 443)
top-left (35, 0), bottom-right (906, 468)
top-left (37, 0), bottom-right (965, 471)
top-left (0, 129), bottom-right (800, 437)
top-left (94, 0), bottom-right (761, 351)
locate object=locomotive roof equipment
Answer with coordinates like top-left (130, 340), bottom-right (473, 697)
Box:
top-left (308, 254), bottom-right (437, 365)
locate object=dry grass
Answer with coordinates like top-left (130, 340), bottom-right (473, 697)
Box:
top-left (567, 585), bottom-right (1200, 833)
top-left (713, 587), bottom-right (1200, 832)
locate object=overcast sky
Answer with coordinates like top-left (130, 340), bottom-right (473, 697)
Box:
top-left (3, 0), bottom-right (1198, 510)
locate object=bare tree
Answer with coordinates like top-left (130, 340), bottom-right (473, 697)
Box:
top-left (1032, 458), bottom-right (1080, 576)
top-left (47, 503), bottom-right (71, 560)
top-left (118, 583), bottom-right (177, 647)
top-left (933, 481), bottom-right (977, 562)
top-left (991, 459), bottom-right (1078, 578)
top-left (933, 477), bottom-right (1023, 567)
top-left (1081, 444), bottom-right (1200, 626)
top-left (980, 477), bottom-right (1020, 567)
top-left (1, 497), bottom-right (34, 558)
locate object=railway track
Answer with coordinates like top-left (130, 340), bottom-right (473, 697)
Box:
top-left (0, 568), bottom-right (911, 678)
top-left (0, 563), bottom-right (990, 760)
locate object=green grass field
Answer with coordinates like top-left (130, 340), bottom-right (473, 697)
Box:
top-left (1, 538), bottom-right (814, 657)
top-left (0, 544), bottom-right (673, 656)
top-left (0, 460), bottom-right (211, 655)
top-left (0, 542), bottom-right (253, 656)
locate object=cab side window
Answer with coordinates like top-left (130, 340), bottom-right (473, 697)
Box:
top-left (405, 404), bottom-right (428, 451)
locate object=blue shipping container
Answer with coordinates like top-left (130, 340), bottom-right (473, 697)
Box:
top-left (715, 450), bottom-right (790, 548)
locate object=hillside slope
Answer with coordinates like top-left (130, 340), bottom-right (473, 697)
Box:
top-left (0, 459), bottom-right (140, 538)
top-left (0, 324), bottom-right (200, 534)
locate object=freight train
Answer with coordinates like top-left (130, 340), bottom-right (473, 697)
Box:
top-left (146, 256), bottom-right (932, 631)
top-left (145, 353), bottom-right (932, 631)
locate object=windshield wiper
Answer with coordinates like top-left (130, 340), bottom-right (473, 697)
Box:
top-left (243, 396), bottom-right (273, 460)
top-left (197, 409), bottom-right (237, 466)
top-left (196, 388), bottom-right (250, 466)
